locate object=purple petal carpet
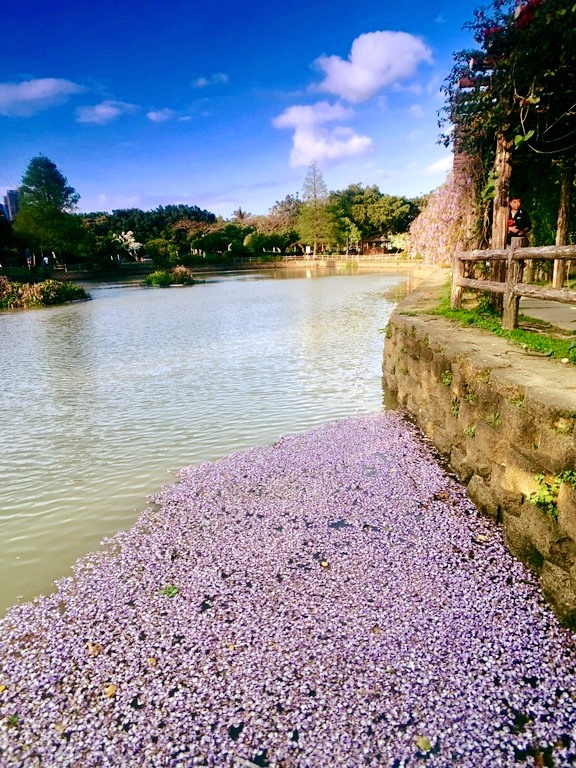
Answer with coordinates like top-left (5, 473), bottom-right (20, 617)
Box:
top-left (1, 413), bottom-right (575, 767)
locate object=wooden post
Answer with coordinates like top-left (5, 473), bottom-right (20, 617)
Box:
top-left (451, 250), bottom-right (465, 309)
top-left (502, 246), bottom-right (521, 330)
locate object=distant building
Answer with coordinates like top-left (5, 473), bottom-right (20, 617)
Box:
top-left (3, 190), bottom-right (19, 221)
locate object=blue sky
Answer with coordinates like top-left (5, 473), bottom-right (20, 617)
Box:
top-left (0, 0), bottom-right (476, 218)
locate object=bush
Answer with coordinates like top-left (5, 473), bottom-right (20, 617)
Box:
top-left (0, 276), bottom-right (89, 309)
top-left (145, 266), bottom-right (197, 287)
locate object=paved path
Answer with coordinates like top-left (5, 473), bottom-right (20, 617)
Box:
top-left (520, 297), bottom-right (576, 331)
top-left (1, 414), bottom-right (575, 767)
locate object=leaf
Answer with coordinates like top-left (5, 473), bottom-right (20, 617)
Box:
top-left (160, 584), bottom-right (179, 598)
top-left (514, 130), bottom-right (535, 148)
top-left (104, 683), bottom-right (118, 698)
top-left (416, 735), bottom-right (432, 752)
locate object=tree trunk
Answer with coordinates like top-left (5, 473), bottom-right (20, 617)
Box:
top-left (490, 133), bottom-right (513, 310)
top-left (491, 133), bottom-right (513, 249)
top-left (553, 160), bottom-right (575, 288)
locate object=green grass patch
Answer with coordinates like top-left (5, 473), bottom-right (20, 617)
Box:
top-left (529, 471), bottom-right (576, 520)
top-left (431, 285), bottom-right (576, 364)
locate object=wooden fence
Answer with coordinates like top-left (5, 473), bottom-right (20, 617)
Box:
top-left (451, 243), bottom-right (576, 330)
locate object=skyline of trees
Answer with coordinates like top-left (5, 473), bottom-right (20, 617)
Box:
top-left (1, 157), bottom-right (423, 268)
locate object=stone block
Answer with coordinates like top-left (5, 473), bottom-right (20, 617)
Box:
top-left (541, 561), bottom-right (576, 630)
top-left (450, 445), bottom-right (473, 484)
top-left (468, 474), bottom-right (500, 520)
top-left (498, 401), bottom-right (539, 446)
top-left (506, 444), bottom-right (549, 479)
top-left (534, 428), bottom-right (576, 473)
top-left (521, 502), bottom-right (560, 559)
top-left (547, 536), bottom-right (576, 572)
top-left (429, 425), bottom-right (453, 458)
top-left (503, 513), bottom-right (544, 572)
top-left (490, 459), bottom-right (534, 500)
top-left (462, 437), bottom-right (492, 479)
top-left (558, 484), bottom-right (576, 542)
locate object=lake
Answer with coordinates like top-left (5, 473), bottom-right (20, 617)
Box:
top-left (0, 267), bottom-right (407, 615)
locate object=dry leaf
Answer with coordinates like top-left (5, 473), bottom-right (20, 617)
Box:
top-left (86, 641), bottom-right (104, 657)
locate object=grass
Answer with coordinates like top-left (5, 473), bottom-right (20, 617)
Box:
top-left (430, 285), bottom-right (576, 365)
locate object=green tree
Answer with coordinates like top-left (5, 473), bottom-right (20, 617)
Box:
top-left (329, 184), bottom-right (420, 251)
top-left (298, 161), bottom-right (336, 256)
top-left (243, 231), bottom-right (292, 257)
top-left (145, 237), bottom-right (179, 267)
top-left (440, 0), bottom-right (576, 248)
top-left (13, 155), bottom-right (84, 259)
top-left (18, 155), bottom-right (79, 213)
top-left (190, 222), bottom-right (252, 258)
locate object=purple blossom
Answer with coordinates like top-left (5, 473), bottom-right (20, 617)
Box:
top-left (1, 413), bottom-right (575, 766)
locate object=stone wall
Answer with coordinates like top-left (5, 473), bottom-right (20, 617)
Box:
top-left (383, 272), bottom-right (576, 627)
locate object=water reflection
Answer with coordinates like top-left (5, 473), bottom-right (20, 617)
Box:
top-left (0, 269), bottom-right (406, 615)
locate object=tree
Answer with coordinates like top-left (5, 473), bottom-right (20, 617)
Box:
top-left (329, 184), bottom-right (419, 244)
top-left (231, 207), bottom-right (252, 222)
top-left (189, 222), bottom-right (252, 258)
top-left (145, 238), bottom-right (179, 267)
top-left (18, 155), bottom-right (80, 213)
top-left (13, 155), bottom-right (84, 258)
top-left (266, 195), bottom-right (302, 234)
top-left (243, 231), bottom-right (292, 257)
top-left (440, 0), bottom-right (576, 248)
top-left (298, 161), bottom-right (336, 256)
top-left (112, 230), bottom-right (142, 261)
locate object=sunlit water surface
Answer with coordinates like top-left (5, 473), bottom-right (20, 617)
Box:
top-left (0, 269), bottom-right (407, 615)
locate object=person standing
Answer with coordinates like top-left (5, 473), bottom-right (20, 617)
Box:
top-left (507, 196), bottom-right (531, 245)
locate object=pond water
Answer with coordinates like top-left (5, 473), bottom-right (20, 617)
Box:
top-left (0, 268), bottom-right (407, 616)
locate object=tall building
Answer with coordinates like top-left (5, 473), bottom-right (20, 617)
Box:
top-left (3, 190), bottom-right (19, 221)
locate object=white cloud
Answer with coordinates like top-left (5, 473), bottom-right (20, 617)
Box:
top-left (314, 31), bottom-right (433, 104)
top-left (409, 105), bottom-right (425, 118)
top-left (291, 125), bottom-right (374, 167)
top-left (76, 100), bottom-right (139, 124)
top-left (0, 77), bottom-right (84, 117)
top-left (147, 108), bottom-right (177, 122)
top-left (273, 101), bottom-right (354, 129)
top-left (193, 72), bottom-right (229, 89)
top-left (273, 101), bottom-right (373, 168)
top-left (426, 156), bottom-right (452, 174)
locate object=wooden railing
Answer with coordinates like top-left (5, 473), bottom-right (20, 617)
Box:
top-left (451, 243), bottom-right (576, 330)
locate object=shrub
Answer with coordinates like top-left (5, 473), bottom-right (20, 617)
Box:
top-left (0, 277), bottom-right (88, 309)
top-left (145, 266), bottom-right (197, 287)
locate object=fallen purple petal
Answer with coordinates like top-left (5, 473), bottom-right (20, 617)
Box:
top-left (1, 413), bottom-right (575, 766)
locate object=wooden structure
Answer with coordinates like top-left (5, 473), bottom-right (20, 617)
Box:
top-left (451, 243), bottom-right (576, 330)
